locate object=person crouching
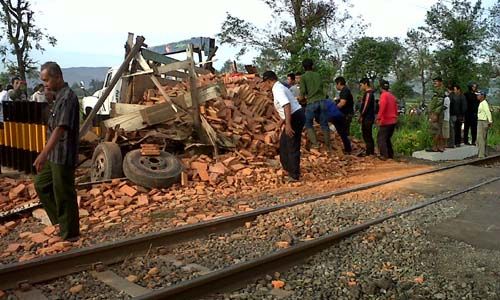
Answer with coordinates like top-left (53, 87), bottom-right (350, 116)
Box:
top-left (262, 71), bottom-right (305, 182)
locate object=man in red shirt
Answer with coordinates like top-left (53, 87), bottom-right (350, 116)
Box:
top-left (376, 80), bottom-right (398, 159)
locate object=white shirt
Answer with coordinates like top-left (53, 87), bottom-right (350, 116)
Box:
top-left (443, 95), bottom-right (450, 121)
top-left (31, 91), bottom-right (47, 103)
top-left (272, 81), bottom-right (302, 120)
top-left (289, 84), bottom-right (300, 98)
top-left (0, 90), bottom-right (9, 123)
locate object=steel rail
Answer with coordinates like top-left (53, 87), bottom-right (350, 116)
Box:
top-left (135, 176), bottom-right (500, 300)
top-left (0, 154), bottom-right (498, 290)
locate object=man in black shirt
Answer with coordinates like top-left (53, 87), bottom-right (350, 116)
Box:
top-left (464, 83), bottom-right (479, 145)
top-left (359, 78), bottom-right (375, 156)
top-left (450, 84), bottom-right (467, 147)
top-left (335, 76), bottom-right (354, 136)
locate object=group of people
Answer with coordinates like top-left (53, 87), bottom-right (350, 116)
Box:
top-left (427, 77), bottom-right (493, 158)
top-left (0, 78), bottom-right (47, 103)
top-left (263, 58), bottom-right (399, 182)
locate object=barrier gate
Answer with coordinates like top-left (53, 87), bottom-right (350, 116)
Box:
top-left (0, 101), bottom-right (48, 174)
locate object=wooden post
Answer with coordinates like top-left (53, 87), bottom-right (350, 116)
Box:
top-left (187, 44), bottom-right (202, 140)
top-left (79, 36), bottom-right (145, 139)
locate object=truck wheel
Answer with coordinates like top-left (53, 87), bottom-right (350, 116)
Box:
top-left (91, 142), bottom-right (123, 182)
top-left (122, 149), bottom-right (182, 189)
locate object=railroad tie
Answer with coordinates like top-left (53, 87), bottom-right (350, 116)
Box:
top-left (92, 270), bottom-right (151, 297)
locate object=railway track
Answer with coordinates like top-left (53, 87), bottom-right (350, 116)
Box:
top-left (1, 154), bottom-right (499, 299)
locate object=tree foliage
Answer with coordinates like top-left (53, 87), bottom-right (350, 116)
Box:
top-left (343, 37), bottom-right (401, 82)
top-left (405, 29), bottom-right (433, 104)
top-left (422, 0), bottom-right (490, 87)
top-left (0, 0), bottom-right (56, 80)
top-left (218, 0), bottom-right (365, 79)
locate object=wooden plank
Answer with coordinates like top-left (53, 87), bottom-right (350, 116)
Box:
top-left (139, 103), bottom-right (178, 126)
top-left (103, 111), bottom-right (145, 132)
top-left (111, 103), bottom-right (146, 117)
top-left (92, 270), bottom-right (150, 297)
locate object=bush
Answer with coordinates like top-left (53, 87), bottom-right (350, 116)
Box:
top-left (347, 113), bottom-right (432, 156)
top-left (487, 111), bottom-right (500, 147)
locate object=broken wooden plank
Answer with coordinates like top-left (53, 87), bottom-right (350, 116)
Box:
top-left (111, 103), bottom-right (146, 117)
top-left (139, 103), bottom-right (179, 126)
top-left (103, 111), bottom-right (145, 132)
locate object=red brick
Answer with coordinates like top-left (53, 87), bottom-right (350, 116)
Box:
top-left (119, 185), bottom-right (137, 197)
top-left (230, 164), bottom-right (246, 171)
top-left (209, 163), bottom-right (227, 174)
top-left (31, 233), bottom-right (50, 244)
top-left (9, 183), bottom-right (26, 199)
top-left (89, 188), bottom-right (101, 197)
top-left (137, 195), bottom-right (149, 206)
top-left (42, 226), bottom-right (56, 236)
top-left (4, 221), bottom-right (16, 230)
top-left (5, 243), bottom-right (21, 253)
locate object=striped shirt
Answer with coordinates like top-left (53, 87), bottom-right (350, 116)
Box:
top-left (47, 84), bottom-right (80, 167)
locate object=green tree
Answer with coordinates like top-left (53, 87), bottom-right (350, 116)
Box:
top-left (343, 37), bottom-right (401, 82)
top-left (405, 29), bottom-right (433, 104)
top-left (0, 72), bottom-right (9, 87)
top-left (422, 0), bottom-right (489, 87)
top-left (218, 0), bottom-right (365, 79)
top-left (0, 0), bottom-right (56, 81)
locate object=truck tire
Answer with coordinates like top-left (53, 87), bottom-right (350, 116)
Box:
top-left (122, 149), bottom-right (182, 189)
top-left (91, 142), bottom-right (123, 182)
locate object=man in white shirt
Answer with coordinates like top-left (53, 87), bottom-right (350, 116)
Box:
top-left (442, 87), bottom-right (451, 149)
top-left (262, 71), bottom-right (305, 182)
top-left (287, 73), bottom-right (300, 99)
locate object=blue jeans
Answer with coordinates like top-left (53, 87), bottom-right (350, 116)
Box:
top-left (305, 100), bottom-right (330, 132)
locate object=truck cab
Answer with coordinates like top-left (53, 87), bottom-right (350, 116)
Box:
top-left (82, 67), bottom-right (122, 118)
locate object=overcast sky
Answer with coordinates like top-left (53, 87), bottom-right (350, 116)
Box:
top-left (23, 0), bottom-right (497, 70)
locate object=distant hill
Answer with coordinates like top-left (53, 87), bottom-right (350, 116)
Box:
top-left (61, 67), bottom-right (109, 86)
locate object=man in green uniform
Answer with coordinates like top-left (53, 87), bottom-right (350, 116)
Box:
top-left (427, 76), bottom-right (445, 152)
top-left (299, 59), bottom-right (331, 151)
top-left (34, 62), bottom-right (80, 240)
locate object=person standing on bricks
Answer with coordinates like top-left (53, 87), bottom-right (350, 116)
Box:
top-left (376, 80), bottom-right (398, 159)
top-left (262, 71), bottom-right (305, 182)
top-left (476, 91), bottom-right (492, 158)
top-left (34, 62), bottom-right (80, 241)
top-left (358, 78), bottom-right (376, 156)
top-left (299, 59), bottom-right (331, 152)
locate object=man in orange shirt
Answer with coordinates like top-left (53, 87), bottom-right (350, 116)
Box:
top-left (376, 80), bottom-right (398, 159)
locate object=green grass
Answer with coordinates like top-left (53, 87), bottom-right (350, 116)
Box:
top-left (487, 111), bottom-right (500, 147)
top-left (350, 114), bottom-right (432, 156)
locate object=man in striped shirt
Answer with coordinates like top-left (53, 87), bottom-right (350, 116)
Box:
top-left (34, 61), bottom-right (80, 241)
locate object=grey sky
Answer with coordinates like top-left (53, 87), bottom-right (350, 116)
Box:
top-left (21, 0), bottom-right (498, 69)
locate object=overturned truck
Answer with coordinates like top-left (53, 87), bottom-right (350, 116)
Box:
top-left (83, 34), bottom-right (282, 189)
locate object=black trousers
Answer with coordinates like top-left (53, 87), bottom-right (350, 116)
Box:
top-left (362, 118), bottom-right (375, 155)
top-left (344, 114), bottom-right (353, 136)
top-left (279, 108), bottom-right (305, 179)
top-left (377, 124), bottom-right (396, 158)
top-left (464, 113), bottom-right (477, 144)
top-left (331, 117), bottom-right (352, 153)
top-left (454, 117), bottom-right (463, 146)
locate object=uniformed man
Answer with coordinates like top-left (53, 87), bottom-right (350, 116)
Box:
top-left (33, 61), bottom-right (80, 241)
top-left (427, 76), bottom-right (446, 152)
